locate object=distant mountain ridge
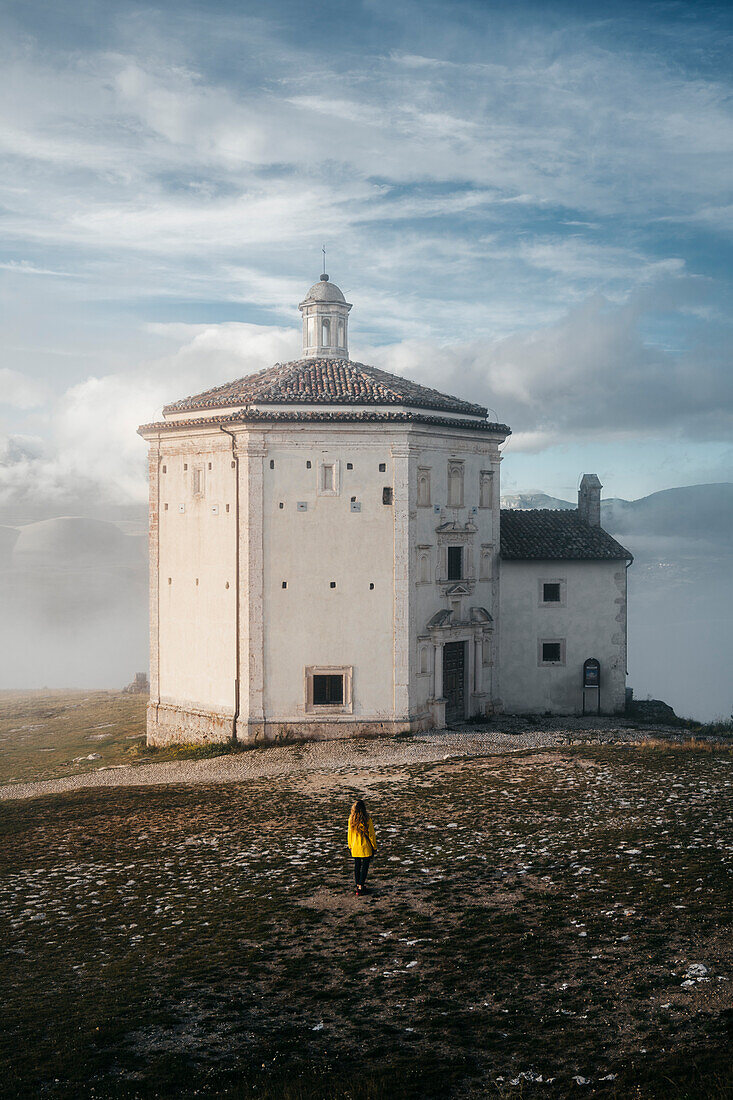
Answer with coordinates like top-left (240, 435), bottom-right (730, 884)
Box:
top-left (501, 482), bottom-right (733, 540)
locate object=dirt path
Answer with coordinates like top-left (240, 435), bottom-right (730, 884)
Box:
top-left (0, 723), bottom-right (648, 801)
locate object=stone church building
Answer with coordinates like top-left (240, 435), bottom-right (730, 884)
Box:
top-left (138, 274), bottom-right (632, 745)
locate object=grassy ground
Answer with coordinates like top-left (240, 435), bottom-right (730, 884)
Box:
top-left (0, 692), bottom-right (244, 786)
top-left (2, 738), bottom-right (732, 1098)
top-left (0, 691), bottom-right (148, 784)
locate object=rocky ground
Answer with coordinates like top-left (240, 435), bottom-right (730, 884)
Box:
top-left (1, 704), bottom-right (732, 1099)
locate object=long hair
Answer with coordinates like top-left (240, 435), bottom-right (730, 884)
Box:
top-left (349, 800), bottom-right (369, 836)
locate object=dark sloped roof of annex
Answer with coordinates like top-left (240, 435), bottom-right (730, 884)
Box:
top-left (500, 509), bottom-right (633, 561)
top-left (163, 357), bottom-right (489, 418)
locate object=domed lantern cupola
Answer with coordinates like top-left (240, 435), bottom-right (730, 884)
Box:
top-left (298, 273), bottom-right (352, 360)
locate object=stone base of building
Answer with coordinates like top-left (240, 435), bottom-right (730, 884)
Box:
top-left (147, 701), bottom-right (438, 747)
top-left (147, 702), bottom-right (236, 746)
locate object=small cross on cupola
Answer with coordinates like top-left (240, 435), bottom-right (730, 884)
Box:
top-left (298, 270), bottom-right (352, 360)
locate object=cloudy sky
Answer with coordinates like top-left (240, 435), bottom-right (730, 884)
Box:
top-left (1, 0), bottom-right (732, 514)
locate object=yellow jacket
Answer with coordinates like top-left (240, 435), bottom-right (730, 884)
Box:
top-left (348, 816), bottom-right (377, 858)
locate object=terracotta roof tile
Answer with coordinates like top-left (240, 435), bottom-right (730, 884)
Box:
top-left (163, 357), bottom-right (488, 418)
top-left (500, 509), bottom-right (632, 561)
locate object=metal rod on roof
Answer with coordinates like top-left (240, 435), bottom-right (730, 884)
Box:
top-left (322, 244), bottom-right (326, 276)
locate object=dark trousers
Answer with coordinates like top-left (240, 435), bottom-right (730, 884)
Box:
top-left (353, 856), bottom-right (371, 887)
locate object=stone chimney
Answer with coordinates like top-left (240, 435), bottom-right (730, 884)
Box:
top-left (578, 473), bottom-right (602, 527)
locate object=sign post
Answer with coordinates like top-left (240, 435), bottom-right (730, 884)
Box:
top-left (582, 658), bottom-right (601, 716)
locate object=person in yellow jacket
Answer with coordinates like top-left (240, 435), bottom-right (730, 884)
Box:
top-left (348, 800), bottom-right (377, 896)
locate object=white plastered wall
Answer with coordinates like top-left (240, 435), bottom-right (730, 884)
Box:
top-left (261, 425), bottom-right (397, 722)
top-left (156, 432), bottom-right (237, 714)
top-left (498, 559), bottom-right (628, 714)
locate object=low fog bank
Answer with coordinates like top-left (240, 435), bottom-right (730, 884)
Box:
top-left (0, 514), bottom-right (148, 690)
top-left (0, 485), bottom-right (731, 721)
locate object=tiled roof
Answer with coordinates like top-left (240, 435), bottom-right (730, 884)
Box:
top-left (500, 509), bottom-right (633, 561)
top-left (163, 357), bottom-right (488, 418)
top-left (139, 408), bottom-right (510, 435)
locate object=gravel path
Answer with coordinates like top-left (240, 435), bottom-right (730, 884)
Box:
top-left (0, 719), bottom-right (657, 802)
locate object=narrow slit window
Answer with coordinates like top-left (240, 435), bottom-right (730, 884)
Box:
top-left (382, 486), bottom-right (393, 505)
top-left (321, 318), bottom-right (330, 346)
top-left (321, 464), bottom-right (335, 492)
top-left (192, 467), bottom-right (204, 496)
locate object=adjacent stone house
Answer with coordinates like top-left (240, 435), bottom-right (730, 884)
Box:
top-left (138, 274), bottom-right (632, 745)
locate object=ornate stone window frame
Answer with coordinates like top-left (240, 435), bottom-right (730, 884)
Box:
top-left (417, 467), bottom-right (432, 507)
top-left (479, 469), bottom-right (494, 509)
top-left (447, 460), bottom-right (464, 508)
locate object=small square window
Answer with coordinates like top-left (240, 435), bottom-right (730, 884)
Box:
top-left (306, 665), bottom-right (352, 713)
top-left (164, 503), bottom-right (168, 511)
top-left (369, 582), bottom-right (374, 590)
top-left (543, 582), bottom-right (561, 603)
top-left (279, 502), bottom-right (284, 509)
top-left (313, 674), bottom-right (344, 706)
top-left (347, 462), bottom-right (353, 470)
top-left (162, 465), bottom-right (167, 473)
top-left (539, 578), bottom-right (566, 606)
top-left (306, 460), bottom-right (312, 469)
top-left (330, 581), bottom-right (336, 589)
top-left (379, 463), bottom-right (386, 472)
top-left (382, 487), bottom-right (393, 505)
top-left (282, 581), bottom-right (287, 589)
top-left (539, 640), bottom-right (565, 666)
top-left (231, 460), bottom-right (236, 468)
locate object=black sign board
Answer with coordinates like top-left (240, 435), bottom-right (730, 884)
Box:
top-left (583, 658), bottom-right (600, 688)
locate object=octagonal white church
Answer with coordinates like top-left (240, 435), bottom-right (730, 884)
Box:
top-left (139, 274), bottom-right (632, 746)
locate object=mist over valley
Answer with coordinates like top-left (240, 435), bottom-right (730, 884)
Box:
top-left (1, 483), bottom-right (730, 722)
